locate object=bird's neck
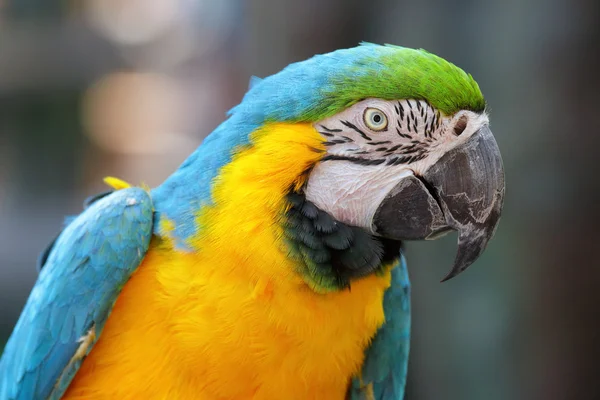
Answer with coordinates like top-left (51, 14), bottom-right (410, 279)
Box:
top-left (151, 116), bottom-right (259, 248)
top-left (151, 122), bottom-right (324, 251)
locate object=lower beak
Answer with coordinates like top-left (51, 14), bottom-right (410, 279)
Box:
top-left (372, 125), bottom-right (505, 281)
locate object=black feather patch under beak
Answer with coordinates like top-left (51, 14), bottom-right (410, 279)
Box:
top-left (372, 125), bottom-right (505, 281)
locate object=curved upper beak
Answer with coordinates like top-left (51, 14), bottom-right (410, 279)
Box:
top-left (372, 125), bottom-right (505, 281)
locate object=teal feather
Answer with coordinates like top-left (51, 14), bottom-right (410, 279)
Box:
top-left (248, 75), bottom-right (263, 90)
top-left (0, 188), bottom-right (154, 400)
top-left (349, 255), bottom-right (411, 400)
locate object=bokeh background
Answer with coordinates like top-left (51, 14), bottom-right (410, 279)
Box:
top-left (1, 1), bottom-right (599, 399)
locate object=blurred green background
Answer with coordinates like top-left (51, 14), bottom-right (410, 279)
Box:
top-left (1, 1), bottom-right (599, 399)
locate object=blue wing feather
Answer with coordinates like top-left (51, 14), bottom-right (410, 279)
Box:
top-left (349, 254), bottom-right (411, 400)
top-left (0, 188), bottom-right (154, 400)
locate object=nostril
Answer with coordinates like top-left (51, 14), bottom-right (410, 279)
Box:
top-left (453, 115), bottom-right (468, 136)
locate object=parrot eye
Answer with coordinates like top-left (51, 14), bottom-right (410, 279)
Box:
top-left (363, 108), bottom-right (388, 131)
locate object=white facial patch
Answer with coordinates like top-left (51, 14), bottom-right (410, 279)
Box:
top-left (305, 162), bottom-right (413, 230)
top-left (305, 98), bottom-right (489, 231)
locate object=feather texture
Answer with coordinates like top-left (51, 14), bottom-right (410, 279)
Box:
top-left (0, 188), bottom-right (153, 400)
top-left (349, 255), bottom-right (411, 400)
top-left (282, 192), bottom-right (402, 292)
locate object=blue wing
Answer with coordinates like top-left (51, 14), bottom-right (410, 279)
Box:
top-left (349, 254), bottom-right (411, 400)
top-left (0, 188), bottom-right (154, 400)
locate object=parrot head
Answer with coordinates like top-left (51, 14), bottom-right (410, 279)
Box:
top-left (305, 97), bottom-right (503, 282)
top-left (155, 43), bottom-right (505, 288)
top-left (263, 43), bottom-right (504, 283)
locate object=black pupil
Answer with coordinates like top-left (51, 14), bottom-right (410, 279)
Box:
top-left (373, 114), bottom-right (381, 123)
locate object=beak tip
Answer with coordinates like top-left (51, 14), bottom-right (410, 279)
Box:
top-left (439, 264), bottom-right (467, 283)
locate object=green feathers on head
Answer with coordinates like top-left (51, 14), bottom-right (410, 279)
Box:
top-left (249, 43), bottom-right (486, 123)
top-left (320, 43), bottom-right (485, 118)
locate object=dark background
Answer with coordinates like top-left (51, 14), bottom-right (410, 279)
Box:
top-left (1, 1), bottom-right (599, 399)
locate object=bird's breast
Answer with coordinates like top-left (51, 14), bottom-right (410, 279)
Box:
top-left (63, 242), bottom-right (391, 399)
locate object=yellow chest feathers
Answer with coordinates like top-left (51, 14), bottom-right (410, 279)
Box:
top-left (63, 124), bottom-right (391, 399)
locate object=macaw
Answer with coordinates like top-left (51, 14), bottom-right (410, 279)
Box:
top-left (0, 43), bottom-right (505, 400)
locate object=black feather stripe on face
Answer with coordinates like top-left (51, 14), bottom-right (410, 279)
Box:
top-left (316, 99), bottom-right (452, 167)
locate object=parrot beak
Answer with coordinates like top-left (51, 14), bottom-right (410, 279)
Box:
top-left (372, 125), bottom-right (505, 281)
